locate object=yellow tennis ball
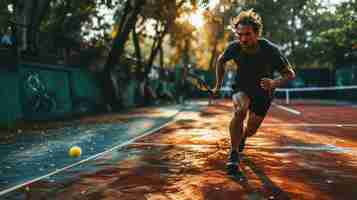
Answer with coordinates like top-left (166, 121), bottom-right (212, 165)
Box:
top-left (69, 146), bottom-right (82, 157)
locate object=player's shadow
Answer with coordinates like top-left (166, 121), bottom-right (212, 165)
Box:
top-left (241, 156), bottom-right (292, 200)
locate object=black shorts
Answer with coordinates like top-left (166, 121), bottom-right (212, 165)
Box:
top-left (236, 89), bottom-right (272, 117)
top-left (248, 94), bottom-right (272, 117)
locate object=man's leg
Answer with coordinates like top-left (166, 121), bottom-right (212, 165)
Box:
top-left (228, 92), bottom-right (250, 165)
top-left (239, 111), bottom-right (265, 153)
top-left (238, 136), bottom-right (247, 153)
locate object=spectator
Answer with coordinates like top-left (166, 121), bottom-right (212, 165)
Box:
top-left (1, 29), bottom-right (13, 47)
top-left (175, 66), bottom-right (188, 104)
top-left (163, 79), bottom-right (175, 102)
top-left (139, 78), bottom-right (158, 105)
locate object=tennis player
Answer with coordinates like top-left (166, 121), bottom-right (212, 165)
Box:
top-left (213, 9), bottom-right (296, 176)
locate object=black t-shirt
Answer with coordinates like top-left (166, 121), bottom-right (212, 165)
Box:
top-left (221, 38), bottom-right (292, 98)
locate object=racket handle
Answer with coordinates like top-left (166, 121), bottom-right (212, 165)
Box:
top-left (209, 89), bottom-right (219, 99)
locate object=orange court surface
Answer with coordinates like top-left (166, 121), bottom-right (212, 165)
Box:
top-left (10, 99), bottom-right (357, 200)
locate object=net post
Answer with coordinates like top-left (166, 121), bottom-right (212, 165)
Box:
top-left (285, 89), bottom-right (290, 104)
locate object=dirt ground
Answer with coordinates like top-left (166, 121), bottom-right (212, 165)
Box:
top-left (7, 100), bottom-right (357, 200)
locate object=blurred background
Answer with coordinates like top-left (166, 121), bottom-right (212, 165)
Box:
top-left (0, 0), bottom-right (356, 124)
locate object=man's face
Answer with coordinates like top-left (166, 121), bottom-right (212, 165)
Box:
top-left (235, 24), bottom-right (259, 50)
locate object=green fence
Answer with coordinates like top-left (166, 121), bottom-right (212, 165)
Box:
top-left (0, 63), bottom-right (103, 124)
top-left (0, 71), bottom-right (22, 124)
top-left (336, 67), bottom-right (357, 86)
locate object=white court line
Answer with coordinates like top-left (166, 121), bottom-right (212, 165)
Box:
top-left (132, 142), bottom-right (357, 155)
top-left (251, 145), bottom-right (356, 152)
top-left (261, 123), bottom-right (357, 127)
top-left (272, 103), bottom-right (301, 115)
top-left (0, 119), bottom-right (177, 197)
top-left (131, 142), bottom-right (217, 147)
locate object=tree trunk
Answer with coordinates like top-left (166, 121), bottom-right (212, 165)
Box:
top-left (26, 0), bottom-right (36, 53)
top-left (132, 26), bottom-right (144, 80)
top-left (209, 37), bottom-right (219, 70)
top-left (13, 0), bottom-right (50, 54)
top-left (290, 7), bottom-right (296, 55)
top-left (27, 0), bottom-right (51, 54)
top-left (159, 43), bottom-right (164, 68)
top-left (183, 39), bottom-right (190, 68)
top-left (101, 0), bottom-right (145, 110)
top-left (146, 24), bottom-right (167, 75)
top-left (14, 0), bottom-right (31, 51)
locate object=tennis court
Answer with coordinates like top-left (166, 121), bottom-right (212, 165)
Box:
top-left (246, 93), bottom-right (357, 199)
top-left (3, 93), bottom-right (355, 200)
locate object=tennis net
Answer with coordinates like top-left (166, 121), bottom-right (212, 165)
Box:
top-left (275, 85), bottom-right (357, 105)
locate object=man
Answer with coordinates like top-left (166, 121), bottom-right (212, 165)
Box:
top-left (213, 9), bottom-right (296, 176)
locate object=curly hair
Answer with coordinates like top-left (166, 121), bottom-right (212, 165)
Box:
top-left (231, 9), bottom-right (263, 36)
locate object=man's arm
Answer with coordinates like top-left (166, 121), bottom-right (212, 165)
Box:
top-left (273, 67), bottom-right (296, 88)
top-left (214, 55), bottom-right (226, 91)
top-left (261, 67), bottom-right (296, 90)
top-left (213, 41), bottom-right (237, 92)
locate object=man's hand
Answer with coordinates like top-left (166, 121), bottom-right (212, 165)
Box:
top-left (211, 86), bottom-right (220, 96)
top-left (261, 68), bottom-right (296, 91)
top-left (260, 78), bottom-right (275, 91)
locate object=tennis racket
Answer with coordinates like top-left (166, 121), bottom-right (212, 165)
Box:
top-left (186, 72), bottom-right (215, 96)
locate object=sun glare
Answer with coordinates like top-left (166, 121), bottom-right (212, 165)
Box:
top-left (189, 12), bottom-right (204, 28)
top-left (209, 0), bottom-right (220, 10)
top-left (178, 10), bottom-right (205, 28)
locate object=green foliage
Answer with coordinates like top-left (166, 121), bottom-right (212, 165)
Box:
top-left (6, 0), bottom-right (355, 71)
top-left (0, 0), bottom-right (13, 32)
top-left (235, 0), bottom-right (356, 68)
top-left (308, 1), bottom-right (357, 66)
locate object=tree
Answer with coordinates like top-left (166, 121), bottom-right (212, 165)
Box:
top-left (100, 0), bottom-right (206, 109)
top-left (308, 0), bottom-right (357, 67)
top-left (101, 0), bottom-right (146, 110)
